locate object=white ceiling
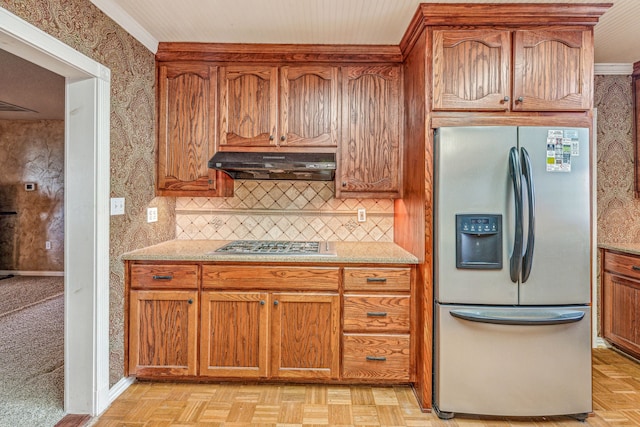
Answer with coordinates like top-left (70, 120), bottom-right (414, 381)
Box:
top-left (91, 0), bottom-right (640, 64)
top-left (0, 49), bottom-right (64, 120)
top-left (1, 0), bottom-right (637, 120)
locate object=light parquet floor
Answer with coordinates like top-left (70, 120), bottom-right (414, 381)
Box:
top-left (90, 348), bottom-right (640, 426)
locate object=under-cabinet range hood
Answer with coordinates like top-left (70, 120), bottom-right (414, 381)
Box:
top-left (208, 152), bottom-right (336, 181)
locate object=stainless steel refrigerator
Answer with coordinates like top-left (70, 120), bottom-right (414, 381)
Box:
top-left (433, 126), bottom-right (592, 420)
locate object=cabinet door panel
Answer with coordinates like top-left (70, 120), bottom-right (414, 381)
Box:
top-left (129, 290), bottom-right (198, 376)
top-left (280, 66), bottom-right (339, 147)
top-left (200, 291), bottom-right (269, 377)
top-left (433, 30), bottom-right (511, 111)
top-left (339, 66), bottom-right (402, 198)
top-left (219, 66), bottom-right (278, 147)
top-left (603, 273), bottom-right (640, 358)
top-left (271, 293), bottom-right (340, 379)
top-left (157, 64), bottom-right (228, 195)
top-left (513, 29), bottom-right (592, 111)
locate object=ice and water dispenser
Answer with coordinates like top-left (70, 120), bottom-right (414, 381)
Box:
top-left (455, 214), bottom-right (502, 269)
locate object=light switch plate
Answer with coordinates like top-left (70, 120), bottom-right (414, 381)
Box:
top-left (110, 197), bottom-right (125, 216)
top-left (147, 207), bottom-right (158, 223)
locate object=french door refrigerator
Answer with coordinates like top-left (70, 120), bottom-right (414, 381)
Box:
top-left (433, 126), bottom-right (592, 420)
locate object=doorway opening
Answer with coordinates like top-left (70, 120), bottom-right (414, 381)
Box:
top-left (0, 6), bottom-right (111, 416)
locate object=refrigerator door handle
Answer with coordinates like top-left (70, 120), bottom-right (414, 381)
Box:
top-left (449, 308), bottom-right (585, 326)
top-left (508, 147), bottom-right (523, 283)
top-left (520, 147), bottom-right (535, 283)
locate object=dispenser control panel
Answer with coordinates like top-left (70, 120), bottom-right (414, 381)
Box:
top-left (459, 216), bottom-right (499, 234)
top-left (456, 214), bottom-right (502, 269)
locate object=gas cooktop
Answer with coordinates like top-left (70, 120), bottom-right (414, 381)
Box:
top-left (214, 240), bottom-right (336, 256)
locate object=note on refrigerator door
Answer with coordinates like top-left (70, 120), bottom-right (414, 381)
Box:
top-left (564, 130), bottom-right (580, 156)
top-left (546, 130), bottom-right (573, 173)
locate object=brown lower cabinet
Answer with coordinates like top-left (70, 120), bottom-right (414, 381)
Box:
top-left (601, 249), bottom-right (640, 359)
top-left (342, 268), bottom-right (412, 381)
top-left (129, 290), bottom-right (199, 377)
top-left (126, 261), bottom-right (414, 383)
top-left (200, 290), bottom-right (340, 379)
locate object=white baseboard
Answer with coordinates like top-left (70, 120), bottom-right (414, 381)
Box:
top-left (594, 337), bottom-right (610, 349)
top-left (107, 377), bottom-right (135, 408)
top-left (0, 270), bottom-right (64, 276)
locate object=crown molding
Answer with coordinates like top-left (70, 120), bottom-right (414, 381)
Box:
top-left (89, 0), bottom-right (159, 53)
top-left (594, 63), bottom-right (634, 75)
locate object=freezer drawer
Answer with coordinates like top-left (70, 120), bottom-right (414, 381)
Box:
top-left (434, 304), bottom-right (592, 418)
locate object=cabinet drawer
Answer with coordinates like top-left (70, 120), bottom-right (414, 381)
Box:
top-left (343, 295), bottom-right (410, 332)
top-left (202, 266), bottom-right (339, 290)
top-left (130, 264), bottom-right (198, 289)
top-left (604, 251), bottom-right (640, 280)
top-left (343, 268), bottom-right (410, 291)
top-left (342, 334), bottom-right (410, 381)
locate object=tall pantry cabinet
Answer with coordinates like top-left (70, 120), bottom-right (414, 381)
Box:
top-left (394, 3), bottom-right (610, 411)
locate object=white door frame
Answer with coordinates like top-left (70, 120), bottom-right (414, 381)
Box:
top-left (0, 7), bottom-right (111, 415)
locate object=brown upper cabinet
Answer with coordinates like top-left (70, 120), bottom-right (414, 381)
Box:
top-left (432, 28), bottom-right (594, 112)
top-left (156, 63), bottom-right (233, 196)
top-left (155, 43), bottom-right (404, 197)
top-left (219, 65), bottom-right (339, 149)
top-left (338, 65), bottom-right (403, 198)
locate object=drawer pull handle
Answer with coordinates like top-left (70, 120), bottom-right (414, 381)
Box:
top-left (366, 356), bottom-right (387, 361)
top-left (632, 266), bottom-right (640, 271)
top-left (152, 275), bottom-right (173, 280)
top-left (366, 277), bottom-right (387, 283)
top-left (367, 312), bottom-right (388, 317)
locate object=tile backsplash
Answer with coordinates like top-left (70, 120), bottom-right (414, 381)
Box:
top-left (176, 181), bottom-right (393, 241)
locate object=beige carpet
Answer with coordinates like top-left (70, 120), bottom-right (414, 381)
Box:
top-left (0, 276), bottom-right (64, 318)
top-left (0, 277), bottom-right (64, 427)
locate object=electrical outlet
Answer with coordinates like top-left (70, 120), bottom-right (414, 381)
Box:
top-left (357, 208), bottom-right (366, 222)
top-left (110, 197), bottom-right (125, 216)
top-left (45, 241), bottom-right (51, 250)
top-left (147, 207), bottom-right (158, 223)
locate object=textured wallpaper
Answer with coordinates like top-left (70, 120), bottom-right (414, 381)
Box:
top-left (595, 75), bottom-right (638, 243)
top-left (0, 120), bottom-right (64, 272)
top-left (1, 0), bottom-right (176, 386)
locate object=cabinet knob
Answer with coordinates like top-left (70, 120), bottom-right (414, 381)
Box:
top-left (516, 96), bottom-right (524, 103)
top-left (342, 182), bottom-right (347, 187)
top-left (503, 96), bottom-right (510, 102)
top-left (187, 299), bottom-right (193, 304)
top-left (280, 135), bottom-right (286, 141)
top-left (269, 135), bottom-right (274, 141)
top-left (260, 300), bottom-right (265, 305)
top-left (274, 300), bottom-right (279, 306)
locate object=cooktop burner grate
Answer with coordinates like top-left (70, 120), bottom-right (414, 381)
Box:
top-left (214, 240), bottom-right (335, 255)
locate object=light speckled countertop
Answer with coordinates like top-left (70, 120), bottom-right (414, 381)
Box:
top-left (122, 240), bottom-right (420, 264)
top-left (598, 242), bottom-right (640, 256)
